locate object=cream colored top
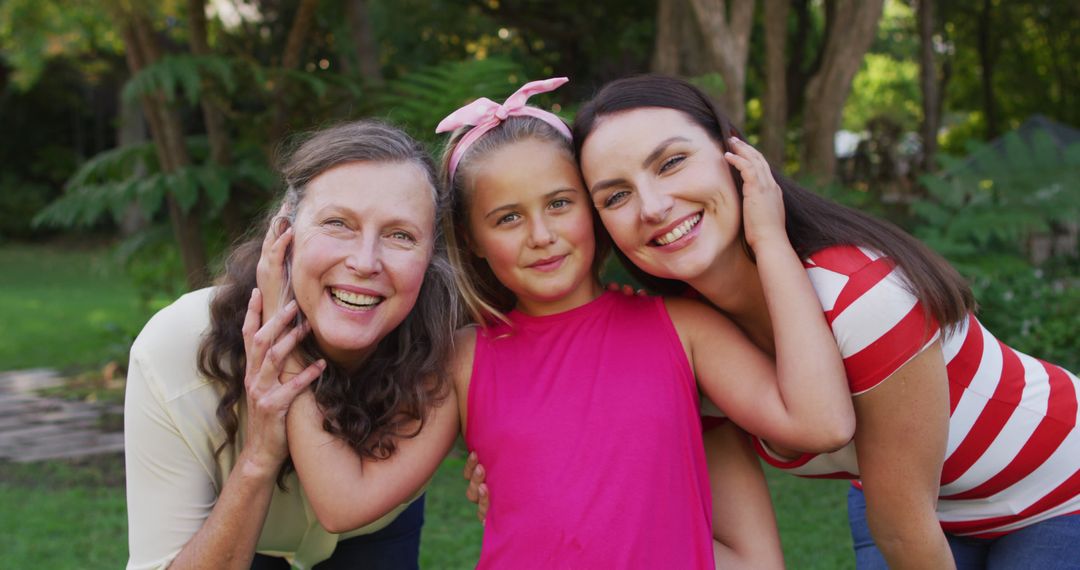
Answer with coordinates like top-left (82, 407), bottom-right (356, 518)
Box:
top-left (124, 287), bottom-right (414, 570)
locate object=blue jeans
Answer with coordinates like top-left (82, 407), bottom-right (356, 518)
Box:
top-left (250, 494), bottom-right (424, 570)
top-left (848, 486), bottom-right (1080, 569)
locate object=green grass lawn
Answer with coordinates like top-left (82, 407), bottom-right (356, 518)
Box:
top-left (1, 241), bottom-right (853, 568)
top-left (0, 242), bottom-right (152, 371)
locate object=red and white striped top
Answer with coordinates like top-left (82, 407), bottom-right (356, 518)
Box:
top-left (747, 245), bottom-right (1080, 537)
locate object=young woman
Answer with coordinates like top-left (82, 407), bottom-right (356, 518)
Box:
top-left (569, 74), bottom-right (1080, 568)
top-left (123, 120), bottom-right (461, 570)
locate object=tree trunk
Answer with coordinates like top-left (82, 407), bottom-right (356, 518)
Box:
top-left (917, 0), bottom-right (940, 173)
top-left (761, 0), bottom-right (790, 164)
top-left (686, 0), bottom-right (756, 126)
top-left (345, 0), bottom-right (383, 85)
top-left (119, 9), bottom-right (210, 289)
top-left (800, 0), bottom-right (885, 183)
top-left (269, 0), bottom-right (320, 146)
top-left (652, 0), bottom-right (681, 74)
top-left (977, 0), bottom-right (998, 139)
top-left (187, 0), bottom-right (245, 240)
top-left (118, 91), bottom-right (149, 237)
top-left (652, 0), bottom-right (713, 76)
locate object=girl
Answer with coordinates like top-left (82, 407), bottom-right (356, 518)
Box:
top-left (570, 74), bottom-right (1080, 568)
top-left (282, 78), bottom-right (854, 568)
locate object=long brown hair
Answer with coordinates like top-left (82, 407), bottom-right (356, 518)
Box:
top-left (573, 74), bottom-right (975, 328)
top-left (197, 120), bottom-right (461, 481)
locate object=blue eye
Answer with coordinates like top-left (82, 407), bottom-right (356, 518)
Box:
top-left (550, 198), bottom-right (571, 209)
top-left (496, 212), bottom-right (521, 226)
top-left (659, 155), bottom-right (685, 173)
top-left (388, 230), bottom-right (417, 243)
top-left (603, 190), bottom-right (630, 208)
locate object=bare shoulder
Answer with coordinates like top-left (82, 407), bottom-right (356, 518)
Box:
top-left (450, 327), bottom-right (479, 390)
top-left (662, 296), bottom-right (737, 336)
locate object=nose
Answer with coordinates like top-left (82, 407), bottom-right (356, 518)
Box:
top-left (526, 217), bottom-right (557, 248)
top-left (344, 235), bottom-right (383, 276)
top-left (638, 184), bottom-right (674, 224)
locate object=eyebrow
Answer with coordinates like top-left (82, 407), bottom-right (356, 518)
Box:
top-left (588, 136), bottom-right (690, 194)
top-left (483, 188), bottom-right (576, 220)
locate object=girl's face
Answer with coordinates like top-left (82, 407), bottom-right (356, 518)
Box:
top-left (579, 107), bottom-right (744, 284)
top-left (466, 138), bottom-right (600, 316)
top-left (290, 161), bottom-right (435, 369)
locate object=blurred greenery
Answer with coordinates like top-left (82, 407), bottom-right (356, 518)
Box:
top-left (0, 242), bottom-right (151, 371)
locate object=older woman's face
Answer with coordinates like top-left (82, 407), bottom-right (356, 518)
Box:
top-left (290, 161), bottom-right (435, 369)
top-left (579, 108), bottom-right (743, 283)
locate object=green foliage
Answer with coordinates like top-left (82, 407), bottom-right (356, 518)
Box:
top-left (33, 138), bottom-right (275, 230)
top-left (914, 130), bottom-right (1080, 370)
top-left (843, 53), bottom-right (921, 132)
top-left (375, 57), bottom-right (529, 145)
top-left (0, 0), bottom-right (123, 90)
top-left (122, 54), bottom-right (240, 106)
top-left (940, 0), bottom-right (1080, 133)
top-left (110, 225), bottom-right (190, 307)
top-left (915, 130), bottom-right (1078, 267)
top-left (0, 174), bottom-right (55, 240)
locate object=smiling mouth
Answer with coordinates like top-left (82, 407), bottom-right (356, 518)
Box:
top-left (330, 288), bottom-right (384, 310)
top-left (528, 255), bottom-right (567, 271)
top-left (652, 213), bottom-right (702, 246)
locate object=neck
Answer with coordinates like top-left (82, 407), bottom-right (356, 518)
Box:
top-left (515, 279), bottom-right (604, 317)
top-left (686, 250), bottom-right (775, 356)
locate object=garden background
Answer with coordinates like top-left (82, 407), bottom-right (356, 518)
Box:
top-left (1, 0), bottom-right (1077, 568)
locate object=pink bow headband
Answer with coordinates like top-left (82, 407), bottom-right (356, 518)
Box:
top-left (436, 77), bottom-right (572, 180)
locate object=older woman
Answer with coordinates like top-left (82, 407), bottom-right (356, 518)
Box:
top-left (124, 120), bottom-right (461, 570)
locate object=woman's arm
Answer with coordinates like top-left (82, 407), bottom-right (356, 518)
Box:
top-left (853, 341), bottom-right (954, 569)
top-left (126, 291), bottom-right (321, 570)
top-left (699, 138), bottom-right (854, 452)
top-left (705, 422), bottom-right (785, 569)
top-left (667, 297), bottom-right (853, 453)
top-left (285, 383), bottom-right (460, 533)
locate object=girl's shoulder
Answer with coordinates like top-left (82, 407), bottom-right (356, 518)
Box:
top-left (450, 326), bottom-right (479, 391)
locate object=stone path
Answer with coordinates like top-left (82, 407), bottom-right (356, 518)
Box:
top-left (0, 368), bottom-right (124, 462)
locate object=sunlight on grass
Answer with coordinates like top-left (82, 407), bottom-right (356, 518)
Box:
top-left (0, 242), bottom-right (152, 371)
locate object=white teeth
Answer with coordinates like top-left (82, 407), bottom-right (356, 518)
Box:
top-left (654, 214), bottom-right (702, 245)
top-left (330, 288), bottom-right (382, 308)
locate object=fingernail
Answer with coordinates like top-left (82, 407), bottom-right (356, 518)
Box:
top-left (317, 359), bottom-right (326, 369)
top-left (476, 465), bottom-right (484, 477)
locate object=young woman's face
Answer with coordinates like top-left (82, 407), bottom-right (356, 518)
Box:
top-left (579, 108), bottom-right (744, 283)
top-left (290, 161), bottom-right (435, 369)
top-left (466, 138), bottom-right (600, 316)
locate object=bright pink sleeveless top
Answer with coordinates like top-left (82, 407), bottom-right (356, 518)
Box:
top-left (465, 291), bottom-right (714, 569)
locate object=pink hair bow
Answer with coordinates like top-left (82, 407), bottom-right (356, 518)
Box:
top-left (436, 77), bottom-right (572, 180)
